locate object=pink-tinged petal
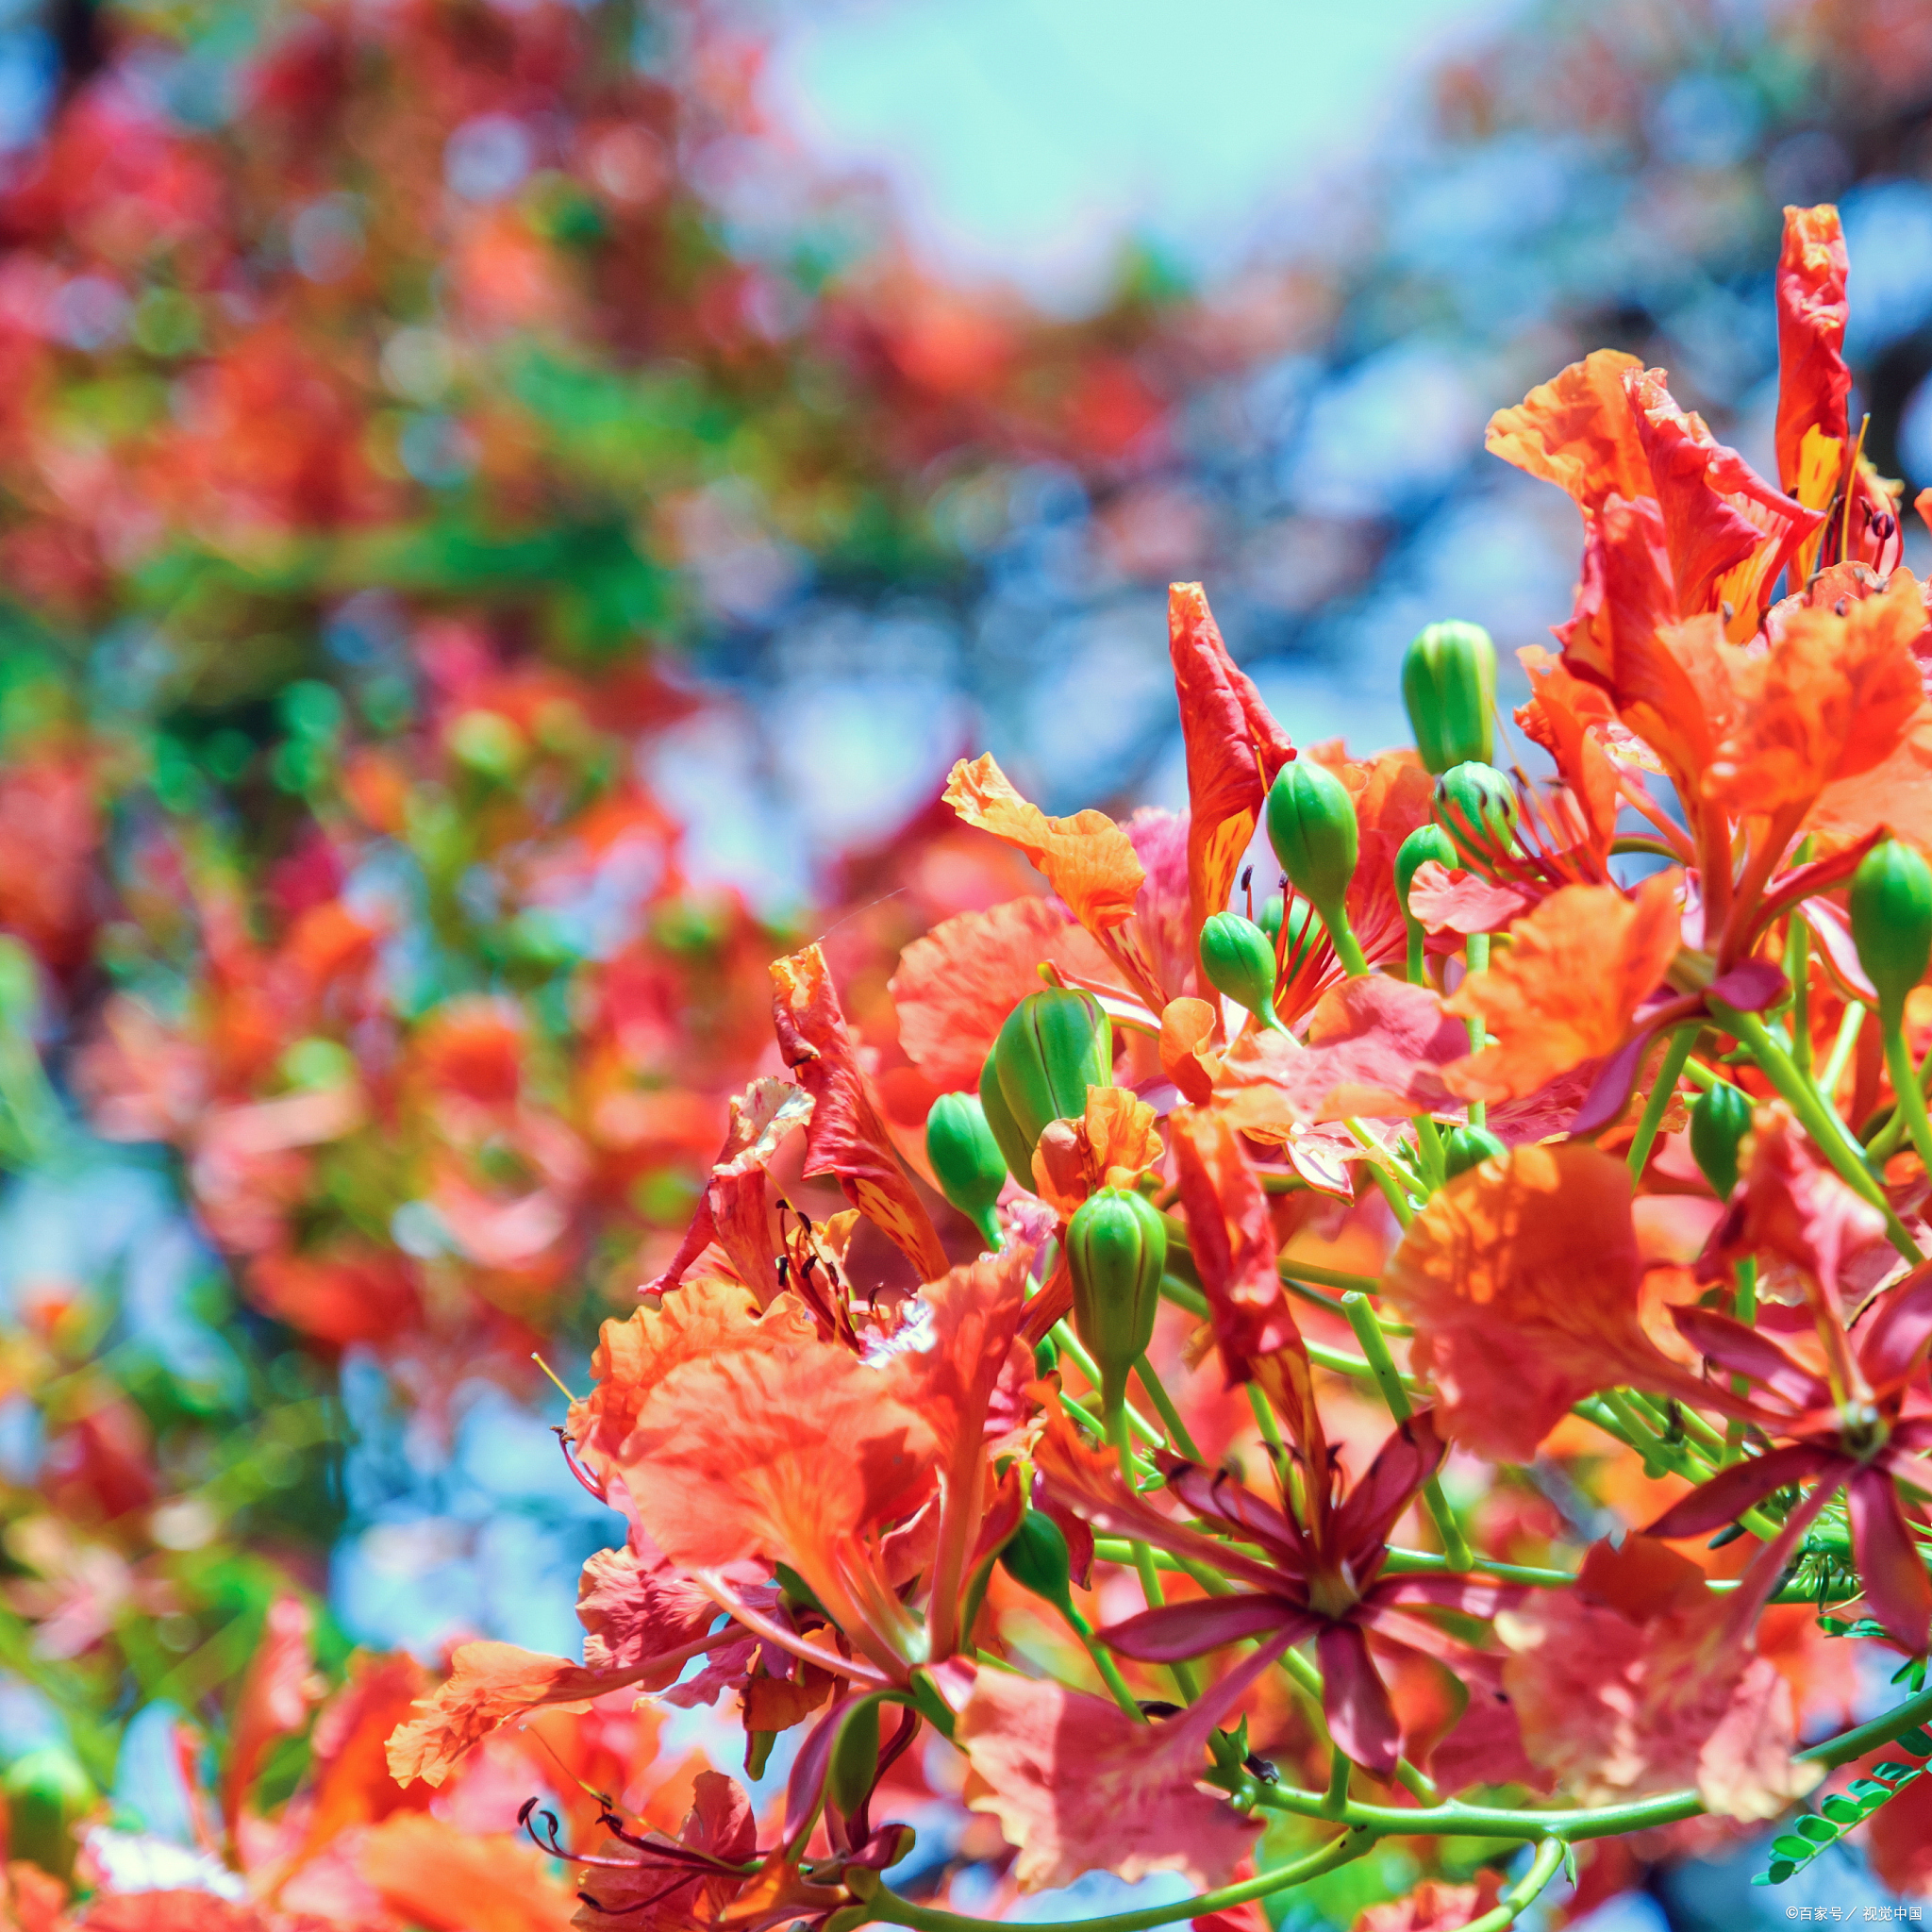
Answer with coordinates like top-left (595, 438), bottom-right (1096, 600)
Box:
top-left (1212, 978), bottom-right (1467, 1126)
top-left (1882, 1417), bottom-right (1932, 1457)
top-left (1644, 1443), bottom-right (1841, 1541)
top-left (1496, 1535), bottom-right (1812, 1819)
top-left (1427, 1687), bottom-right (1554, 1798)
top-left (1373, 1575), bottom-right (1530, 1618)
top-left (1847, 1467), bottom-right (1932, 1655)
top-left (1671, 1306), bottom-right (1827, 1409)
top-left (1705, 960), bottom-right (1790, 1011)
top-left (1333, 1413), bottom-right (1444, 1564)
top-left (956, 1638), bottom-right (1288, 1892)
top-left (1317, 1623), bottom-right (1402, 1774)
top-left (1161, 1461), bottom-right (1307, 1572)
top-left (1101, 1595), bottom-right (1315, 1664)
top-left (786, 1690), bottom-right (872, 1844)
top-left (1857, 1264), bottom-right (1932, 1391)
top-left (1568, 1020), bottom-right (1668, 1140)
top-left (1357, 1606), bottom-right (1499, 1675)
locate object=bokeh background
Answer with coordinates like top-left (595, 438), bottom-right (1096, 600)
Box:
top-left (6, 0), bottom-right (1932, 1924)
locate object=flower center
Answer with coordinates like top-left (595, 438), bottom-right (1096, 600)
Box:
top-left (1839, 1401), bottom-right (1890, 1462)
top-left (1307, 1563), bottom-right (1361, 1619)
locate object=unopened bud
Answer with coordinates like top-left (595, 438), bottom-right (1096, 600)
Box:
top-left (1266, 758), bottom-right (1358, 919)
top-left (1402, 621), bottom-right (1497, 774)
top-left (926, 1091), bottom-right (1008, 1243)
top-left (3, 1744), bottom-right (93, 1880)
top-left (1395, 824), bottom-right (1458, 916)
top-left (1850, 838), bottom-right (1932, 1018)
top-left (998, 1508), bottom-right (1077, 1618)
top-left (1689, 1082), bottom-right (1753, 1202)
top-left (824, 1696), bottom-right (882, 1818)
top-left (1200, 911), bottom-right (1283, 1030)
top-left (1280, 899), bottom-right (1325, 957)
top-left (979, 1049), bottom-right (1038, 1187)
top-left (991, 988), bottom-right (1112, 1153)
top-left (1065, 1185), bottom-right (1166, 1417)
top-left (1441, 1123), bottom-right (1506, 1180)
top-left (1257, 892), bottom-right (1284, 941)
top-left (1432, 761), bottom-right (1518, 873)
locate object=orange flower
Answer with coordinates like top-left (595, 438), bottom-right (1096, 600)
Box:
top-left (1445, 873), bottom-right (1682, 1103)
top-left (771, 944), bottom-right (949, 1284)
top-left (358, 1809), bottom-right (578, 1932)
top-left (1029, 1085), bottom-right (1164, 1217)
top-left (1382, 1142), bottom-right (1701, 1459)
top-left (942, 753), bottom-right (1145, 933)
top-left (890, 897), bottom-right (1116, 1093)
top-left (617, 1327), bottom-right (939, 1674)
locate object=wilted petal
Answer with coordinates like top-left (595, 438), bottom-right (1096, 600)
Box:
top-left (772, 943), bottom-right (949, 1283)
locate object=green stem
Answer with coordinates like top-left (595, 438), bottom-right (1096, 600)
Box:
top-left (1712, 1002), bottom-right (1924, 1263)
top-left (1625, 1027), bottom-right (1695, 1177)
top-left (1405, 923), bottom-right (1425, 984)
top-left (1725, 1255), bottom-right (1759, 1462)
top-left (1133, 1355), bottom-right (1203, 1463)
top-left (1108, 1406), bottom-right (1198, 1702)
top-left (1325, 901), bottom-right (1371, 978)
top-left (864, 1827), bottom-right (1374, 1932)
top-left (1461, 1838), bottom-right (1568, 1932)
top-left (1062, 1604), bottom-right (1146, 1721)
top-left (1322, 1744), bottom-right (1352, 1815)
top-left (1787, 910), bottom-right (1812, 1075)
top-left (1882, 1006), bottom-right (1932, 1179)
top-left (1342, 1291), bottom-right (1469, 1567)
top-left (1246, 1381), bottom-right (1283, 1452)
top-left (1464, 932), bottom-right (1491, 1127)
top-left (1275, 1256), bottom-right (1386, 1297)
top-left (1411, 1113), bottom-right (1446, 1188)
top-left (1821, 1001), bottom-right (1866, 1105)
top-left (1345, 1119), bottom-right (1414, 1227)
top-left (1055, 1323), bottom-right (1161, 1449)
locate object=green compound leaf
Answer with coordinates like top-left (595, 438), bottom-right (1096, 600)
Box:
top-left (1794, 1816), bottom-right (1839, 1843)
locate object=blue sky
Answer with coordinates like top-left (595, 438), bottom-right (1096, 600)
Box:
top-left (767, 0), bottom-right (1525, 308)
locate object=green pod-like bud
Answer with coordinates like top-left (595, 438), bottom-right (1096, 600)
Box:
top-left (3, 1743), bottom-right (93, 1880)
top-left (1402, 621), bottom-right (1497, 774)
top-left (1280, 899), bottom-right (1324, 957)
top-left (1689, 1082), bottom-right (1753, 1202)
top-left (1850, 838), bottom-right (1932, 1019)
top-left (1200, 911), bottom-right (1282, 1030)
top-left (1432, 761), bottom-right (1519, 873)
top-left (1441, 1123), bottom-right (1507, 1180)
top-left (979, 1047), bottom-right (1037, 1187)
top-left (1065, 1185), bottom-right (1166, 1418)
top-left (991, 988), bottom-right (1112, 1153)
top-left (1265, 758), bottom-right (1358, 918)
top-left (1395, 823), bottom-right (1458, 916)
top-left (998, 1508), bottom-right (1077, 1618)
top-left (824, 1696), bottom-right (883, 1818)
top-left (926, 1091), bottom-right (1008, 1244)
top-left (1257, 892), bottom-right (1285, 941)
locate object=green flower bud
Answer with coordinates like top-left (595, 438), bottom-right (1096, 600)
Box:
top-left (1402, 620), bottom-right (1497, 774)
top-left (1200, 911), bottom-right (1282, 1030)
top-left (1689, 1082), bottom-right (1753, 1202)
top-left (1257, 892), bottom-right (1285, 941)
top-left (824, 1695), bottom-right (882, 1817)
top-left (925, 1091), bottom-right (1008, 1244)
top-left (991, 988), bottom-right (1112, 1153)
top-left (998, 1508), bottom-right (1077, 1618)
top-left (1432, 761), bottom-right (1519, 873)
top-left (1065, 1185), bottom-right (1166, 1417)
top-left (979, 1047), bottom-right (1038, 1187)
top-left (3, 1743), bottom-right (93, 1879)
top-left (1033, 1333), bottom-right (1059, 1379)
top-left (1395, 824), bottom-right (1459, 914)
top-left (1265, 758), bottom-right (1358, 918)
top-left (1441, 1123), bottom-right (1506, 1180)
top-left (1850, 838), bottom-right (1932, 1019)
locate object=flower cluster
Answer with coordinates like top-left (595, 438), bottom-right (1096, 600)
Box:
top-left (310, 203), bottom-right (1932, 1929)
